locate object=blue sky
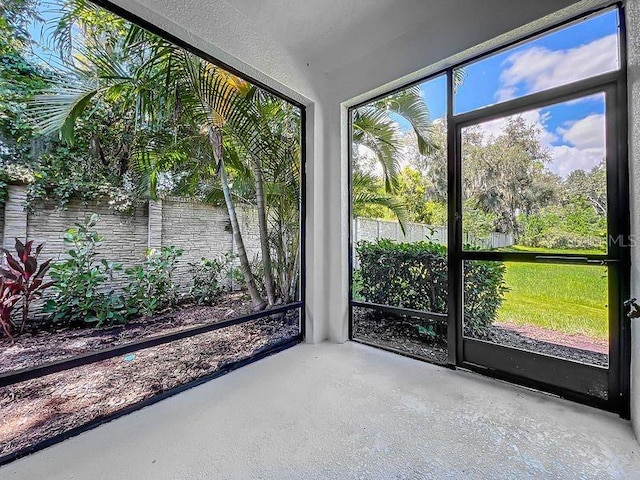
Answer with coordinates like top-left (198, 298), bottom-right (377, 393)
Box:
top-left (27, 1), bottom-right (619, 178)
top-left (385, 9), bottom-right (619, 177)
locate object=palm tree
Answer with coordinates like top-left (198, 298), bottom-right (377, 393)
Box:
top-left (352, 86), bottom-right (436, 194)
top-left (351, 71), bottom-right (465, 228)
top-left (27, 9), bottom-right (292, 310)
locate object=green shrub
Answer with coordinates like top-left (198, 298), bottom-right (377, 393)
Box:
top-left (355, 239), bottom-right (507, 337)
top-left (188, 253), bottom-right (234, 305)
top-left (462, 260), bottom-right (507, 336)
top-left (44, 214), bottom-right (127, 327)
top-left (124, 246), bottom-right (183, 316)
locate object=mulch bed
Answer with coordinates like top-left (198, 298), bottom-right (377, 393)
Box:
top-left (0, 292), bottom-right (253, 374)
top-left (0, 310), bottom-right (299, 458)
top-left (481, 323), bottom-right (609, 367)
top-left (352, 308), bottom-right (449, 365)
top-left (353, 309), bottom-right (608, 368)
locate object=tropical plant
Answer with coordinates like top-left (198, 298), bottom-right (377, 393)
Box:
top-left (44, 214), bottom-right (126, 327)
top-left (0, 279), bottom-right (22, 340)
top-left (352, 86), bottom-right (437, 193)
top-left (352, 170), bottom-right (409, 226)
top-left (26, 3), bottom-right (301, 312)
top-left (124, 246), bottom-right (183, 316)
top-left (0, 238), bottom-right (54, 334)
top-left (188, 253), bottom-right (234, 305)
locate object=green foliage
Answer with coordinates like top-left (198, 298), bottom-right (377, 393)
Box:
top-left (0, 238), bottom-right (54, 335)
top-left (188, 253), bottom-right (234, 305)
top-left (462, 260), bottom-right (508, 336)
top-left (355, 239), bottom-right (507, 336)
top-left (124, 246), bottom-right (183, 316)
top-left (516, 162), bottom-right (608, 251)
top-left (44, 214), bottom-right (127, 327)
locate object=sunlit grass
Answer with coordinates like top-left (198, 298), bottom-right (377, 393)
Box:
top-left (497, 257), bottom-right (609, 340)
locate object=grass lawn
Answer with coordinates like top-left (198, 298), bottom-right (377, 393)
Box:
top-left (497, 251), bottom-right (609, 340)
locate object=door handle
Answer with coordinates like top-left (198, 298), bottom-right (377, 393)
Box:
top-left (534, 255), bottom-right (589, 263)
top-left (534, 255), bottom-right (618, 265)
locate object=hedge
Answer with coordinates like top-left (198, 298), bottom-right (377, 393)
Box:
top-left (355, 239), bottom-right (507, 337)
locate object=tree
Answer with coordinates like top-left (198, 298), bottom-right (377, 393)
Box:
top-left (565, 160), bottom-right (606, 216)
top-left (352, 85), bottom-right (436, 194)
top-left (351, 170), bottom-right (408, 224)
top-left (462, 116), bottom-right (557, 237)
top-left (0, 0), bottom-right (49, 165)
top-left (26, 1), bottom-right (303, 310)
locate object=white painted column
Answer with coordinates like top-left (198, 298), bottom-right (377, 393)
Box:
top-left (147, 199), bottom-right (163, 251)
top-left (627, 0), bottom-right (640, 440)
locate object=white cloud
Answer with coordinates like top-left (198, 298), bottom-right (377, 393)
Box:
top-left (475, 109), bottom-right (556, 147)
top-left (548, 113), bottom-right (605, 177)
top-left (558, 113), bottom-right (605, 149)
top-left (497, 34), bottom-right (618, 100)
top-left (548, 145), bottom-right (604, 177)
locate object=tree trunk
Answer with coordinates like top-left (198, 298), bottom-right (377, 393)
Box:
top-left (209, 128), bottom-right (266, 311)
top-left (251, 155), bottom-right (277, 306)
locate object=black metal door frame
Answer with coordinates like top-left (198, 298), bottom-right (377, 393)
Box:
top-left (348, 2), bottom-right (630, 416)
top-left (450, 76), bottom-right (627, 412)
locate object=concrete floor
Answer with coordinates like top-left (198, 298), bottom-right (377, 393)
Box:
top-left (1, 342), bottom-right (639, 479)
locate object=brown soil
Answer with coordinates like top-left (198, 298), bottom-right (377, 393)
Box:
top-left (482, 323), bottom-right (608, 367)
top-left (0, 311), bottom-right (299, 459)
top-left (0, 292), bottom-right (252, 374)
top-left (494, 322), bottom-right (608, 355)
top-left (352, 308), bottom-right (449, 365)
top-left (353, 309), bottom-right (608, 368)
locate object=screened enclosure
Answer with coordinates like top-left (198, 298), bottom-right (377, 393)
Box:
top-left (349, 5), bottom-right (629, 414)
top-left (0, 0), bottom-right (305, 463)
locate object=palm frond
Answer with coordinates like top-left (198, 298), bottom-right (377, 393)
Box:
top-left (374, 85), bottom-right (437, 156)
top-left (352, 171), bottom-right (408, 232)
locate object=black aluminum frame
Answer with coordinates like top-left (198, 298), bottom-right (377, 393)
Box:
top-left (348, 2), bottom-right (629, 416)
top-left (454, 77), bottom-right (626, 412)
top-left (0, 0), bottom-right (308, 466)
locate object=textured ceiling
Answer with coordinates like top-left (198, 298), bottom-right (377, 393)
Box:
top-left (227, 0), bottom-right (440, 73)
top-left (112, 0), bottom-right (589, 100)
top-left (225, 0), bottom-right (583, 74)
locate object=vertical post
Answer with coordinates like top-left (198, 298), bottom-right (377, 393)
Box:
top-left (446, 68), bottom-right (460, 368)
top-left (353, 217), bottom-right (359, 270)
top-left (4, 184), bottom-right (28, 250)
top-left (147, 199), bottom-right (163, 251)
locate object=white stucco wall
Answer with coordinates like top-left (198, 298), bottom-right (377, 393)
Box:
top-left (626, 0), bottom-right (640, 440)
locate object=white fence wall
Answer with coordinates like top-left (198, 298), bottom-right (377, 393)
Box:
top-left (352, 217), bottom-right (514, 268)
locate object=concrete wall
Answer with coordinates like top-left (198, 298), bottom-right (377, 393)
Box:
top-left (158, 198), bottom-right (262, 289)
top-left (2, 187), bottom-right (263, 292)
top-left (627, 0), bottom-right (640, 441)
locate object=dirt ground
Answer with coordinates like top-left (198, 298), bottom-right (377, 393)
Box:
top-left (352, 309), bottom-right (608, 367)
top-left (352, 308), bottom-right (449, 364)
top-left (0, 310), bottom-right (299, 459)
top-left (490, 322), bottom-right (608, 366)
top-left (0, 292), bottom-right (253, 374)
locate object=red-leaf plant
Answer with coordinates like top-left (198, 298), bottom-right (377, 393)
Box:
top-left (0, 238), bottom-right (54, 336)
top-left (0, 278), bottom-right (21, 340)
